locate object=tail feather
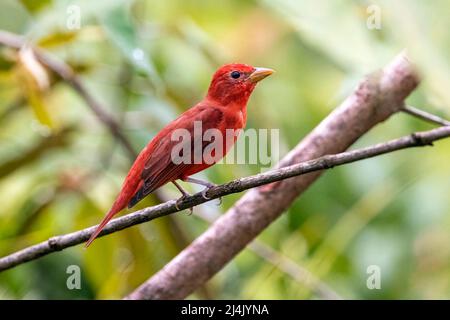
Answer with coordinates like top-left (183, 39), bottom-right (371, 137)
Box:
top-left (85, 179), bottom-right (145, 248)
top-left (85, 204), bottom-right (123, 248)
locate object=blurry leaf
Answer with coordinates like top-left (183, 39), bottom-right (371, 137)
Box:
top-left (0, 0), bottom-right (32, 32)
top-left (260, 0), bottom-right (392, 73)
top-left (0, 126), bottom-right (74, 178)
top-left (18, 47), bottom-right (49, 90)
top-left (381, 0), bottom-right (450, 109)
top-left (84, 236), bottom-right (116, 296)
top-left (0, 96), bottom-right (25, 124)
top-left (243, 263), bottom-right (284, 299)
top-left (1, 185), bottom-right (56, 239)
top-left (17, 47), bottom-right (54, 128)
top-left (98, 6), bottom-right (163, 91)
top-left (305, 181), bottom-right (399, 284)
top-left (176, 19), bottom-right (227, 65)
top-left (19, 0), bottom-right (52, 13)
top-left (0, 73), bottom-right (21, 114)
top-left (0, 49), bottom-right (16, 71)
top-left (37, 31), bottom-right (78, 48)
top-left (28, 93), bottom-right (54, 128)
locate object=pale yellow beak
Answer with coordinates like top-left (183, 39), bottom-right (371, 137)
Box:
top-left (248, 67), bottom-right (275, 83)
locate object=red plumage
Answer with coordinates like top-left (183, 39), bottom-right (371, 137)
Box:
top-left (85, 63), bottom-right (273, 247)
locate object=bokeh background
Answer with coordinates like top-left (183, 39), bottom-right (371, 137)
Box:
top-left (0, 0), bottom-right (449, 299)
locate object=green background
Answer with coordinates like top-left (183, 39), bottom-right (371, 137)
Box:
top-left (0, 0), bottom-right (449, 299)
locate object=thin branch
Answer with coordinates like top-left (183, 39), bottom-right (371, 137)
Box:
top-left (0, 30), bottom-right (137, 159)
top-left (0, 124), bottom-right (449, 272)
top-left (401, 105), bottom-right (450, 127)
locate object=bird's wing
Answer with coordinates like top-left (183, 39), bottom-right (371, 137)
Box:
top-left (128, 106), bottom-right (224, 208)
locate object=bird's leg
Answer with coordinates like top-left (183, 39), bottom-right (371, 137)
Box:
top-left (182, 177), bottom-right (222, 205)
top-left (172, 181), bottom-right (193, 215)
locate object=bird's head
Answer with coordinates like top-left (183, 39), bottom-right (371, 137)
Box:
top-left (207, 63), bottom-right (274, 106)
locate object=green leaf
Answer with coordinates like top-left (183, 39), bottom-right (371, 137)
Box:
top-left (19, 0), bottom-right (52, 13)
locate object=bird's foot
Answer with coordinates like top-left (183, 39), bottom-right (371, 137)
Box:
top-left (175, 195), bottom-right (193, 215)
top-left (173, 181), bottom-right (193, 215)
top-left (177, 177), bottom-right (222, 208)
top-left (201, 185), bottom-right (222, 206)
top-left (200, 182), bottom-right (216, 199)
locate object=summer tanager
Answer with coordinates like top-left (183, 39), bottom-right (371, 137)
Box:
top-left (85, 64), bottom-right (274, 247)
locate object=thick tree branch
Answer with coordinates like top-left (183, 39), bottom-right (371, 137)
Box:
top-left (125, 52), bottom-right (421, 299)
top-left (1, 123), bottom-right (449, 272)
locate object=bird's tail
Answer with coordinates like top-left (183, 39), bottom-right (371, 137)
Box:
top-left (85, 176), bottom-right (145, 248)
top-left (85, 200), bottom-right (125, 248)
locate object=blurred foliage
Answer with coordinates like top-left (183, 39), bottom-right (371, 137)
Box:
top-left (0, 0), bottom-right (449, 299)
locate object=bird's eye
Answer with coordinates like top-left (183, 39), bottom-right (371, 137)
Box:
top-left (230, 71), bottom-right (241, 79)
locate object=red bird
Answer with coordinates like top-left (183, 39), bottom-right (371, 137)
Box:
top-left (85, 64), bottom-right (274, 247)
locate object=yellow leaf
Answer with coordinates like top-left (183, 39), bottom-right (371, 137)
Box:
top-left (16, 47), bottom-right (54, 129)
top-left (38, 31), bottom-right (78, 48)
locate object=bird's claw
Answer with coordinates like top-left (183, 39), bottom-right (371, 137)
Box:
top-left (175, 195), bottom-right (193, 215)
top-left (201, 185), bottom-right (222, 206)
top-left (201, 188), bottom-right (212, 200)
top-left (175, 198), bottom-right (182, 211)
top-left (201, 183), bottom-right (217, 200)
